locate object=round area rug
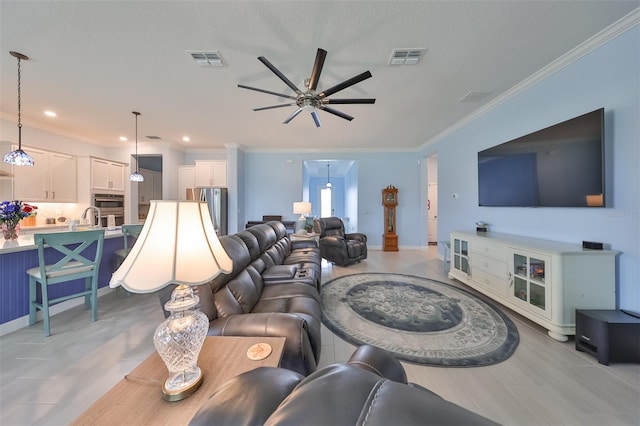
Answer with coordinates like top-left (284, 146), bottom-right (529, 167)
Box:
top-left (321, 273), bottom-right (519, 367)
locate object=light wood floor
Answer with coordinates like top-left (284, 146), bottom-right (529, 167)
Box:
top-left (1, 248), bottom-right (638, 425)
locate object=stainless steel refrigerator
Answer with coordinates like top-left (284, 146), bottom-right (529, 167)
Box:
top-left (187, 187), bottom-right (228, 235)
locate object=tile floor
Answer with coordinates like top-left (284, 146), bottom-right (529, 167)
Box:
top-left (1, 247), bottom-right (638, 425)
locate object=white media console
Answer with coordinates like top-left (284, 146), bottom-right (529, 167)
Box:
top-left (448, 231), bottom-right (617, 341)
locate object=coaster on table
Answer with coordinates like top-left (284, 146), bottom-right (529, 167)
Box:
top-left (247, 343), bottom-right (272, 360)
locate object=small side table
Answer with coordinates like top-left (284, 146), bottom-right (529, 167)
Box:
top-left (575, 309), bottom-right (640, 365)
top-left (72, 336), bottom-right (285, 425)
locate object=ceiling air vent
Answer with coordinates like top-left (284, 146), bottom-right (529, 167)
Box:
top-left (389, 48), bottom-right (426, 65)
top-left (187, 50), bottom-right (225, 67)
top-left (145, 135), bottom-right (162, 140)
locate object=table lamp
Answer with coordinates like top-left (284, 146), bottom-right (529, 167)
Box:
top-left (293, 201), bottom-right (312, 233)
top-left (110, 200), bottom-right (233, 401)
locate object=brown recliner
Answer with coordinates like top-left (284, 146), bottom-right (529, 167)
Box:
top-left (189, 345), bottom-right (498, 426)
top-left (317, 217), bottom-right (367, 266)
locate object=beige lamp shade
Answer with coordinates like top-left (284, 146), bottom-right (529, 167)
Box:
top-left (110, 201), bottom-right (233, 293)
top-left (293, 201), bottom-right (312, 217)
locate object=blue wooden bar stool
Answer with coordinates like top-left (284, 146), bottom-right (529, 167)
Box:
top-left (114, 224), bottom-right (144, 270)
top-left (113, 224), bottom-right (143, 297)
top-left (27, 229), bottom-right (105, 336)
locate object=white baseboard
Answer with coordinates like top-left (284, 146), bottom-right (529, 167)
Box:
top-left (0, 286), bottom-right (115, 337)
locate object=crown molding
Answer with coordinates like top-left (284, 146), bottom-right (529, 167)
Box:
top-left (420, 7), bottom-right (640, 151)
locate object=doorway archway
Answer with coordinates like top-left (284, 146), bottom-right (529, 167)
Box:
top-left (302, 159), bottom-right (359, 232)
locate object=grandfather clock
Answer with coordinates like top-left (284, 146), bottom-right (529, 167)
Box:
top-left (382, 185), bottom-right (398, 251)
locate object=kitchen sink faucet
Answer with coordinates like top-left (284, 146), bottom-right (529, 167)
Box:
top-left (81, 206), bottom-right (102, 229)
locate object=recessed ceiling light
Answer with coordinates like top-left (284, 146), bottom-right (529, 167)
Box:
top-left (182, 136), bottom-right (190, 142)
top-left (44, 110), bottom-right (57, 117)
top-left (119, 136), bottom-right (128, 141)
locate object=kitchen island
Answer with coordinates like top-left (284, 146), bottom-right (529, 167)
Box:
top-left (0, 228), bottom-right (127, 333)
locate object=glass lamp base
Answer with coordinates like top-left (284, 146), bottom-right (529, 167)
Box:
top-left (162, 369), bottom-right (204, 402)
top-left (154, 285), bottom-right (209, 403)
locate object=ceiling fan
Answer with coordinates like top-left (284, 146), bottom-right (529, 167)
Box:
top-left (238, 48), bottom-right (375, 127)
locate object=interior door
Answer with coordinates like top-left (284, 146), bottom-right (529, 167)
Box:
top-left (428, 183), bottom-right (438, 243)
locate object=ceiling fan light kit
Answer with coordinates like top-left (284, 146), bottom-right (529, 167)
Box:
top-left (238, 48), bottom-right (375, 127)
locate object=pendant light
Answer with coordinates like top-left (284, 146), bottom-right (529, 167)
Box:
top-left (3, 51), bottom-right (34, 166)
top-left (129, 111), bottom-right (144, 182)
top-left (326, 162), bottom-right (332, 188)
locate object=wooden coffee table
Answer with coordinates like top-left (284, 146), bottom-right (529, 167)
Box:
top-left (72, 336), bottom-right (285, 425)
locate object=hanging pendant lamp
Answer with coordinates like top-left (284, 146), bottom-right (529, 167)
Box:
top-left (129, 111), bottom-right (144, 182)
top-left (326, 162), bottom-right (332, 188)
top-left (3, 51), bottom-right (34, 166)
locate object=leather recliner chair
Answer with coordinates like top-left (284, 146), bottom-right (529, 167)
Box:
top-left (317, 216), bottom-right (367, 266)
top-left (190, 345), bottom-right (498, 426)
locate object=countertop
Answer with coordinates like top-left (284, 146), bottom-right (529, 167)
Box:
top-left (1, 227), bottom-right (124, 254)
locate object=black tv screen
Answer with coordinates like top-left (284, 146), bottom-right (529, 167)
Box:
top-left (478, 108), bottom-right (605, 207)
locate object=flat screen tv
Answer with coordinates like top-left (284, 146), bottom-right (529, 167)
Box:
top-left (478, 108), bottom-right (605, 207)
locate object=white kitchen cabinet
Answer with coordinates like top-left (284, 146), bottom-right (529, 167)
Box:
top-left (49, 152), bottom-right (78, 202)
top-left (178, 165), bottom-right (195, 200)
top-left (0, 142), bottom-right (12, 201)
top-left (449, 231), bottom-right (617, 342)
top-left (12, 146), bottom-right (77, 202)
top-left (91, 157), bottom-right (126, 192)
top-left (0, 141), bottom-right (14, 177)
top-left (194, 160), bottom-right (226, 187)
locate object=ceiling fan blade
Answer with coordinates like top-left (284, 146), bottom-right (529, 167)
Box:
top-left (320, 106), bottom-right (354, 121)
top-left (258, 56), bottom-right (303, 95)
top-left (311, 110), bottom-right (322, 127)
top-left (319, 71), bottom-right (372, 98)
top-left (283, 108), bottom-right (303, 124)
top-left (237, 84), bottom-right (298, 100)
top-left (323, 98), bottom-right (376, 105)
top-left (253, 103), bottom-right (296, 111)
top-left (308, 48), bottom-right (327, 91)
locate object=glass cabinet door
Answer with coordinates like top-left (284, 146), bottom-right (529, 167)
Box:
top-left (510, 251), bottom-right (550, 318)
top-left (453, 238), bottom-right (470, 276)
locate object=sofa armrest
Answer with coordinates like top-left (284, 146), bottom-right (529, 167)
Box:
top-left (262, 265), bottom-right (298, 281)
top-left (345, 232), bottom-right (367, 243)
top-left (209, 312), bottom-right (318, 376)
top-left (190, 367), bottom-right (303, 426)
top-left (319, 235), bottom-right (346, 248)
top-left (291, 239), bottom-right (318, 250)
top-left (347, 344), bottom-right (407, 383)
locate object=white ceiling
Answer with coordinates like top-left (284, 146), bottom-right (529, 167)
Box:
top-left (1, 1), bottom-right (638, 152)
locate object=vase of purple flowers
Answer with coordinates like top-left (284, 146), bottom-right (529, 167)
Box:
top-left (0, 200), bottom-right (37, 240)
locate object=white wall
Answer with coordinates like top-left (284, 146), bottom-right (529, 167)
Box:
top-left (423, 25), bottom-right (640, 311)
top-left (242, 151), bottom-right (422, 247)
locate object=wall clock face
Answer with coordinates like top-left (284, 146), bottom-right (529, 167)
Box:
top-left (383, 187), bottom-right (397, 206)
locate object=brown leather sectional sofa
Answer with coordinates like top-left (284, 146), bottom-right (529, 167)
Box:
top-left (159, 221), bottom-right (322, 376)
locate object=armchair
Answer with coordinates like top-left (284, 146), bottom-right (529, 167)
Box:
top-left (317, 217), bottom-right (367, 266)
